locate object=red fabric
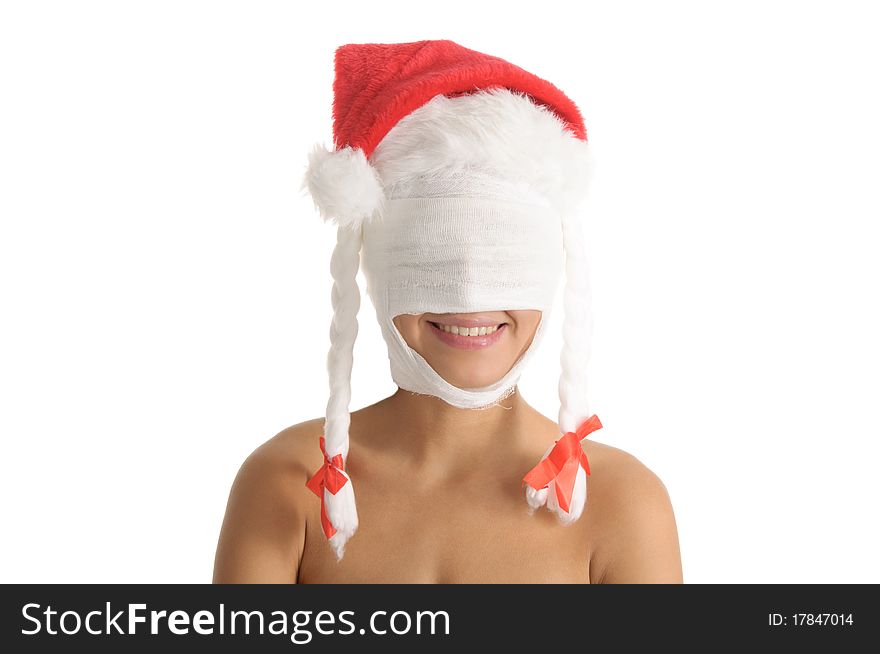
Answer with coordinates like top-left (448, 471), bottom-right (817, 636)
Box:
top-left (330, 39), bottom-right (587, 158)
top-left (305, 436), bottom-right (349, 539)
top-left (522, 414), bottom-right (603, 512)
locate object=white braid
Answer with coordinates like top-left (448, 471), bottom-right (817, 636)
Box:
top-left (525, 210), bottom-right (594, 523)
top-left (558, 211), bottom-right (594, 434)
top-left (322, 225), bottom-right (362, 559)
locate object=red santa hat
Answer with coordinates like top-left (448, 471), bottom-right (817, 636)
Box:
top-left (303, 39), bottom-right (591, 228)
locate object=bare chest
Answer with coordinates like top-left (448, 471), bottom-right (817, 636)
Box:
top-left (297, 466), bottom-right (594, 583)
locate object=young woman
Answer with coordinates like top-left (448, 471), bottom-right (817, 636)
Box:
top-left (213, 40), bottom-right (682, 584)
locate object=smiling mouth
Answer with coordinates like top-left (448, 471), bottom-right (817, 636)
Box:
top-left (427, 321), bottom-right (508, 337)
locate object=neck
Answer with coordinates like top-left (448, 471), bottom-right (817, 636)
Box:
top-left (373, 385), bottom-right (537, 467)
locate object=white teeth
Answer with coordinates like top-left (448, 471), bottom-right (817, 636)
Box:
top-left (435, 323), bottom-right (501, 336)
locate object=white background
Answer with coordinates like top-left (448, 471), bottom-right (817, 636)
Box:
top-left (1, 1), bottom-right (877, 583)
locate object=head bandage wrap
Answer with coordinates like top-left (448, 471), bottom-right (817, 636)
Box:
top-left (300, 40), bottom-right (602, 558)
top-left (361, 167), bottom-right (563, 410)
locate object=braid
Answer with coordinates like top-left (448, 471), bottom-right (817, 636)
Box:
top-left (321, 224), bottom-right (362, 558)
top-left (324, 225), bottom-right (361, 458)
top-left (524, 211), bottom-right (594, 523)
top-left (558, 211), bottom-right (594, 434)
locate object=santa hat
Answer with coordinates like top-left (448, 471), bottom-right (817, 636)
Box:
top-left (300, 39), bottom-right (602, 559)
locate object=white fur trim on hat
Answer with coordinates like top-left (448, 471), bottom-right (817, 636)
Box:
top-left (301, 88), bottom-right (595, 232)
top-left (371, 87), bottom-right (594, 214)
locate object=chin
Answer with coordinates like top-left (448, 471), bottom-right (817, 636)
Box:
top-left (443, 367), bottom-right (508, 389)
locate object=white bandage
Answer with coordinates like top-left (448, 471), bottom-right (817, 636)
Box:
top-left (361, 170), bottom-right (564, 408)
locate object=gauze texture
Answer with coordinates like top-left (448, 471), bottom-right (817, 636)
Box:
top-left (360, 170), bottom-right (564, 409)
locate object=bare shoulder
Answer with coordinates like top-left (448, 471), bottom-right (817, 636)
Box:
top-left (583, 439), bottom-right (683, 584)
top-left (254, 417), bottom-right (326, 472)
top-left (212, 418), bottom-right (325, 583)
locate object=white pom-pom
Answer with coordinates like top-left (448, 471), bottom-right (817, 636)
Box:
top-left (324, 469), bottom-right (359, 560)
top-left (300, 143), bottom-right (386, 230)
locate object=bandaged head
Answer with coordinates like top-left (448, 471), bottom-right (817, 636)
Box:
top-left (301, 39), bottom-right (601, 558)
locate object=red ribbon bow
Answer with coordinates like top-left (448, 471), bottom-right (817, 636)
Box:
top-left (522, 414), bottom-right (602, 513)
top-left (305, 436), bottom-right (349, 539)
